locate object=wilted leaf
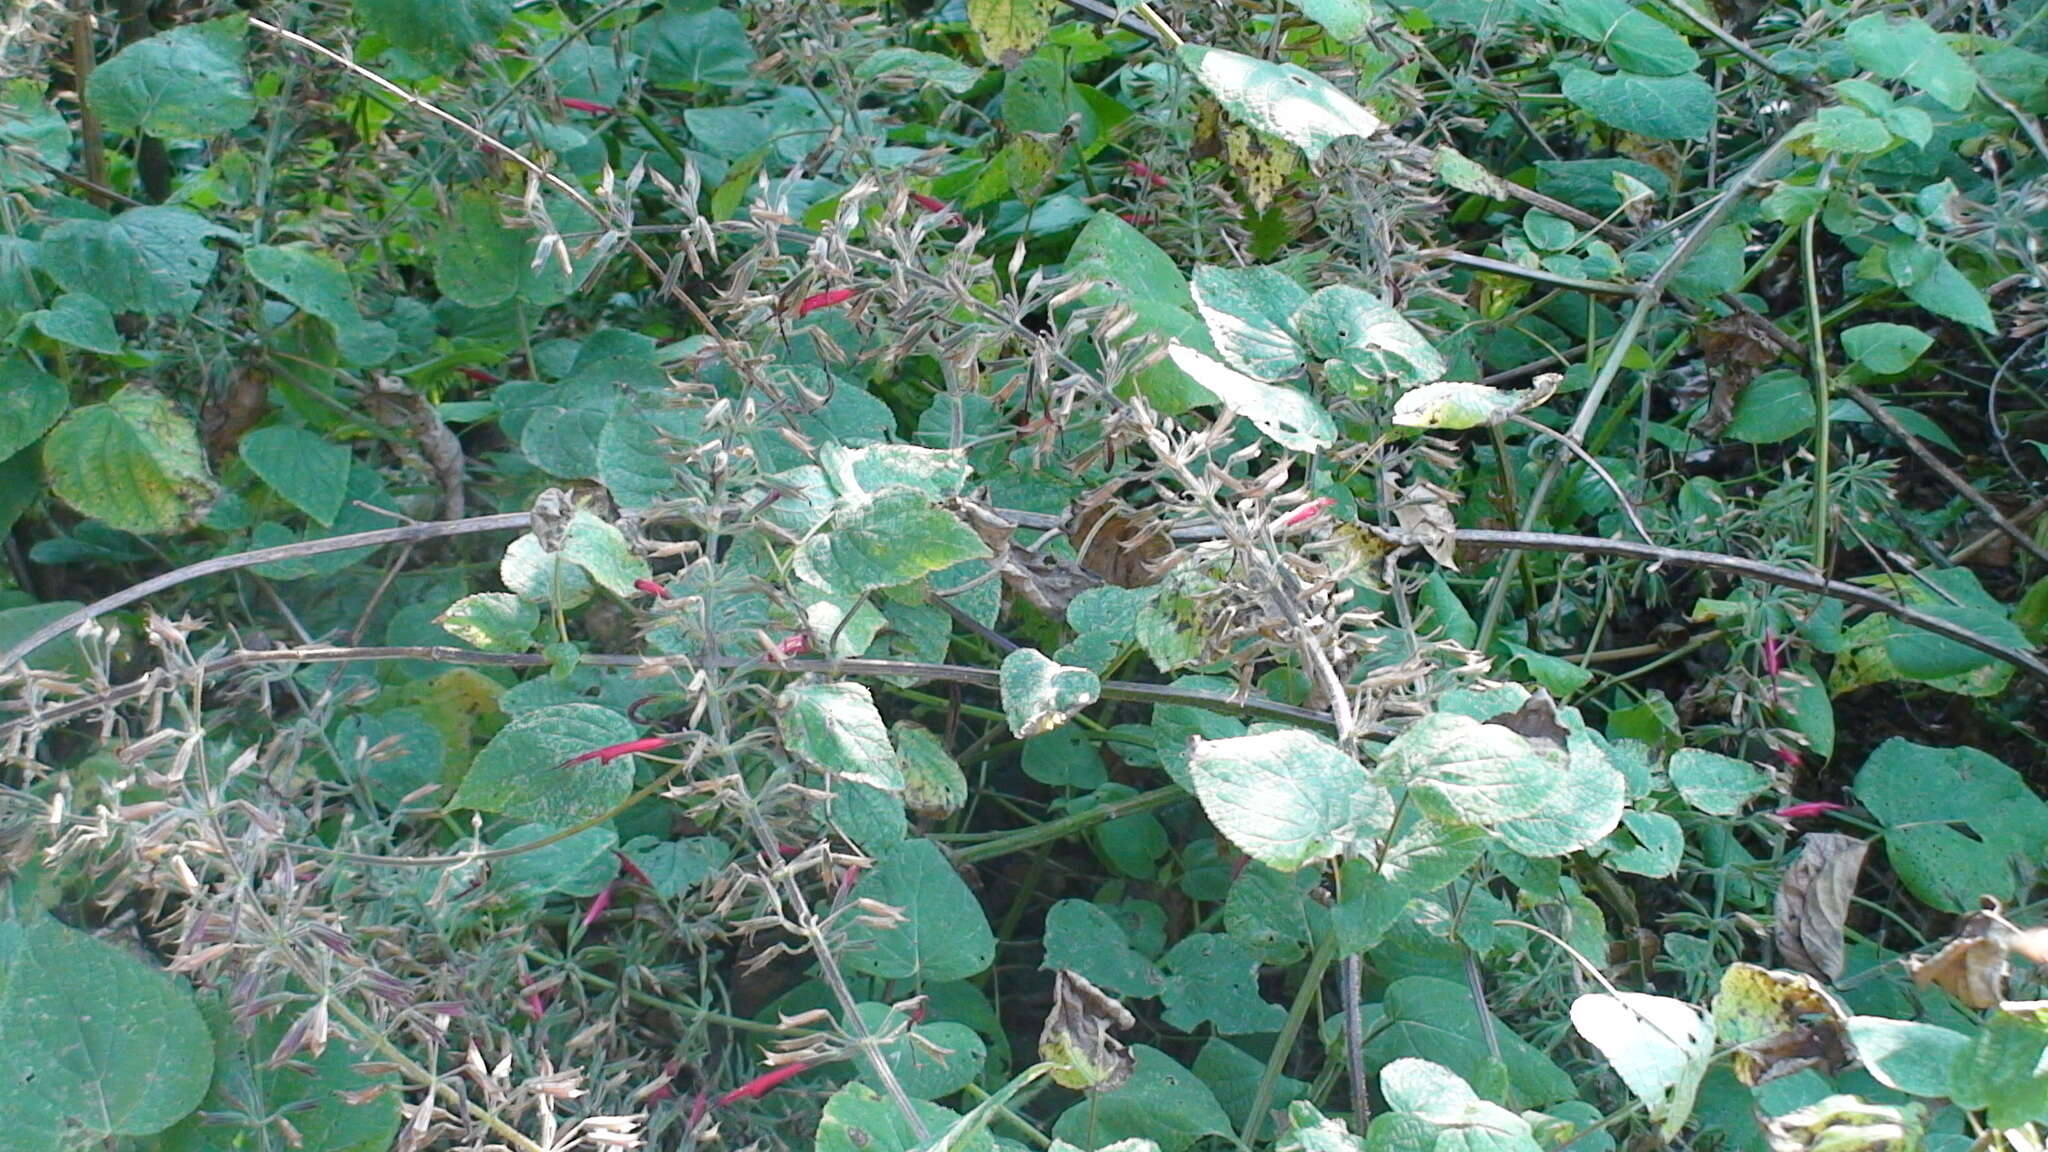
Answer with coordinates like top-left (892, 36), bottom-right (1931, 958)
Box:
top-left (1712, 963), bottom-right (1851, 1087)
top-left (1773, 833), bottom-right (1869, 981)
top-left (1167, 345), bottom-right (1336, 452)
top-left (894, 722), bottom-right (967, 817)
top-left (1000, 648), bottom-right (1102, 737)
top-left (1569, 993), bottom-right (1712, 1139)
top-left (1180, 46), bottom-right (1384, 161)
top-left (1041, 969), bottom-right (1137, 1091)
top-left (1763, 1096), bottom-right (1925, 1152)
top-left (44, 385), bottom-right (218, 534)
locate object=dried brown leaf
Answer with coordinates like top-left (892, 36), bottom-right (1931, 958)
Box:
top-left (1039, 969), bottom-right (1136, 1093)
top-left (1774, 833), bottom-right (1870, 981)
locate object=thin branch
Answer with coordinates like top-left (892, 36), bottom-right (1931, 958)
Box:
top-left (1841, 384), bottom-right (2048, 568)
top-left (1438, 251), bottom-right (1638, 298)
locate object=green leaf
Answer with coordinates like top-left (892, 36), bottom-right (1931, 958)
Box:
top-left (155, 996), bottom-right (400, 1152)
top-left (1951, 1003), bottom-right (2048, 1129)
top-left (557, 509), bottom-right (652, 598)
top-left (1569, 993), bottom-right (1711, 1139)
top-left (1181, 46), bottom-right (1385, 161)
top-left (86, 14), bottom-right (254, 139)
top-left (1065, 211), bottom-right (1217, 414)
top-left (797, 488), bottom-right (991, 594)
top-left (491, 824), bottom-right (619, 898)
top-left (0, 79), bottom-right (71, 188)
top-left (355, 0), bottom-right (514, 71)
top-left (435, 592), bottom-right (539, 652)
top-left (1491, 732), bottom-right (1627, 857)
top-left (1846, 1016), bottom-right (1969, 1099)
top-left (0, 354), bottom-right (64, 459)
top-left (1561, 0), bottom-right (1699, 76)
top-left (1332, 819), bottom-right (1487, 951)
top-left (1167, 345), bottom-right (1336, 452)
top-left (244, 244), bottom-right (395, 367)
top-left (637, 3), bottom-right (756, 88)
top-left (1187, 729), bottom-right (1394, 871)
top-left (334, 709), bottom-right (445, 809)
top-left (1374, 1059), bottom-right (1547, 1152)
top-left (1377, 713), bottom-right (1567, 826)
top-left (1000, 648), bottom-right (1102, 737)
top-left (1053, 1046), bottom-right (1233, 1152)
top-left (1557, 66), bottom-right (1716, 140)
top-left (1192, 264), bottom-right (1309, 381)
top-left (857, 1003), bottom-right (987, 1099)
top-left (842, 838), bottom-right (996, 981)
top-left (1668, 749), bottom-right (1769, 815)
top-left (500, 533), bottom-right (595, 609)
top-left (967, 0), bottom-right (1057, 66)
top-left (1840, 324), bottom-right (1934, 374)
top-left (24, 293), bottom-right (124, 354)
top-left (1284, 0), bottom-right (1376, 41)
top-left (895, 722), bottom-right (967, 817)
top-left (1043, 899), bottom-right (1167, 998)
top-left (1294, 285), bottom-right (1447, 386)
top-left (1722, 370), bottom-right (1814, 444)
top-left (1160, 934), bottom-right (1287, 1034)
top-left (239, 425), bottom-right (351, 526)
top-left (1391, 380), bottom-right (1543, 430)
top-left (818, 1083), bottom-right (993, 1152)
top-left (1845, 15), bottom-right (1978, 111)
top-left (43, 385), bottom-right (217, 534)
top-left (855, 47), bottom-right (984, 94)
top-left (781, 682), bottom-right (904, 791)
top-left (1366, 978), bottom-right (1577, 1107)
top-left (430, 190), bottom-right (576, 309)
top-left (1796, 106), bottom-right (1898, 154)
top-left (38, 206), bottom-right (237, 317)
top-left (1855, 737), bottom-right (2048, 912)
top-left (0, 914), bottom-right (213, 1145)
top-left (1604, 810), bottom-right (1683, 877)
top-left (819, 442), bottom-right (973, 501)
top-left (450, 703), bottom-right (638, 825)
top-left (1903, 253), bottom-right (1997, 333)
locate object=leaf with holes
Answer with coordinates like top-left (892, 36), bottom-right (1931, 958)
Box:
top-left (1294, 286), bottom-right (1447, 387)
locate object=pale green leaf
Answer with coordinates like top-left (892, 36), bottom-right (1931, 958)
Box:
top-left (1191, 264), bottom-right (1308, 381)
top-left (1293, 285), bottom-right (1447, 386)
top-left (86, 15), bottom-right (254, 139)
top-left (967, 0), bottom-right (1056, 65)
top-left (450, 703), bottom-right (638, 824)
top-left (1167, 345), bottom-right (1335, 452)
top-left (557, 509), bottom-right (651, 597)
top-left (500, 533), bottom-right (595, 609)
top-left (781, 682), bottom-right (904, 791)
top-left (1668, 749), bottom-right (1768, 815)
top-left (1000, 648), bottom-right (1102, 737)
top-left (1180, 46), bottom-right (1384, 161)
top-left (1841, 323), bottom-right (1934, 374)
top-left (1377, 713), bottom-right (1566, 826)
top-left (856, 47), bottom-right (984, 94)
top-left (1187, 729), bottom-right (1394, 871)
top-left (1846, 1016), bottom-right (1969, 1099)
top-left (1569, 993), bottom-right (1711, 1139)
top-left (1845, 15), bottom-right (1978, 111)
top-left (44, 385), bottom-right (217, 534)
top-left (435, 592), bottom-right (539, 652)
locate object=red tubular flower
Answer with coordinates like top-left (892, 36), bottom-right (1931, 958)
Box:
top-left (796, 288), bottom-right (858, 317)
top-left (580, 879), bottom-right (618, 929)
top-left (1119, 213), bottom-right (1156, 227)
top-left (1772, 801), bottom-right (1845, 821)
top-left (909, 192), bottom-right (949, 213)
top-left (559, 736), bottom-right (669, 769)
top-left (457, 366), bottom-right (501, 384)
top-left (561, 97), bottom-right (614, 115)
top-left (1126, 160), bottom-right (1169, 189)
top-left (634, 578), bottom-right (672, 599)
top-left (777, 633), bottom-right (810, 657)
top-left (1279, 497), bottom-right (1335, 528)
top-left (717, 1062), bottom-right (814, 1106)
top-left (615, 851), bottom-right (655, 887)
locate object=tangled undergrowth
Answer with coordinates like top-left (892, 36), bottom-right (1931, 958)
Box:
top-left (1, 0), bottom-right (2046, 1151)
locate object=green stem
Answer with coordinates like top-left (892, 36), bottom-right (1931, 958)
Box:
top-left (1801, 214), bottom-right (1831, 571)
top-left (1242, 933), bottom-right (1338, 1146)
top-left (949, 786), bottom-right (1186, 864)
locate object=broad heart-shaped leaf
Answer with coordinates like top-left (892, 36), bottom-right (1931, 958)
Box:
top-left (1854, 738), bottom-right (2048, 912)
top-left (1375, 1059), bottom-right (1546, 1152)
top-left (841, 838), bottom-right (996, 982)
top-left (636, 2), bottom-right (756, 88)
top-left (1569, 993), bottom-right (1711, 1139)
top-left (1541, 0), bottom-right (1698, 76)
top-left (0, 354), bottom-right (64, 459)
top-left (854, 47), bottom-right (984, 94)
top-left (1366, 977), bottom-right (1577, 1107)
top-left (1053, 1046), bottom-right (1234, 1152)
top-left (44, 385), bottom-right (217, 535)
top-left (1841, 323), bottom-right (1934, 374)
top-left (967, 0), bottom-right (1056, 65)
top-left (797, 488), bottom-right (991, 595)
top-left (450, 703), bottom-right (638, 825)
top-left (1557, 66), bottom-right (1716, 141)
top-left (1000, 648), bottom-right (1102, 737)
top-left (1667, 749), bottom-right (1768, 815)
top-left (1844, 15), bottom-right (1977, 111)
top-left (780, 682), bottom-right (904, 791)
top-left (1064, 211), bottom-right (1219, 416)
top-left (86, 14), bottom-right (254, 139)
top-left (856, 1002), bottom-right (987, 1100)
top-left (1392, 380), bottom-right (1536, 430)
top-left (238, 425), bottom-right (350, 526)
top-left (1904, 253), bottom-right (1997, 334)
top-left (1188, 730), bottom-right (1393, 871)
top-left (0, 914), bottom-right (213, 1146)
top-left (1192, 265), bottom-right (1309, 381)
top-left (500, 533), bottom-right (595, 609)
top-left (1293, 285), bottom-right (1447, 386)
top-left (244, 244), bottom-right (395, 367)
top-left (1043, 899), bottom-right (1167, 999)
top-left (1, 79), bottom-right (71, 189)
top-left (557, 509), bottom-right (652, 597)
top-left (37, 207), bottom-right (237, 317)
top-left (1180, 46), bottom-right (1384, 162)
top-left (819, 442), bottom-right (973, 501)
top-left (354, 0), bottom-right (514, 71)
top-left (1846, 1016), bottom-right (1970, 1099)
top-left (24, 293), bottom-right (125, 354)
top-left (1167, 346), bottom-right (1336, 453)
top-left (155, 994), bottom-right (400, 1152)
top-left (818, 1084), bottom-right (994, 1152)
top-left (1948, 1002), bottom-right (2048, 1129)
top-left (1377, 713), bottom-right (1566, 827)
top-left (1283, 0), bottom-right (1375, 41)
top-left (1331, 818), bottom-right (1487, 952)
top-left (430, 190), bottom-right (577, 309)
top-left (1160, 933), bottom-right (1287, 1035)
top-left (436, 592), bottom-right (539, 653)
